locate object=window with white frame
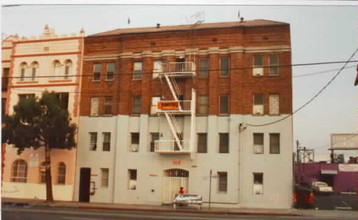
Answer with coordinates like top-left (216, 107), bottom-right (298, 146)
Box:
top-left (104, 96), bottom-right (113, 115)
top-left (269, 94), bottom-right (280, 115)
top-left (198, 95), bottom-right (208, 115)
top-left (253, 133), bottom-right (264, 154)
top-left (199, 58), bottom-right (209, 78)
top-left (133, 62), bottom-right (142, 80)
top-left (269, 133), bottom-right (280, 154)
top-left (219, 95), bottom-right (229, 115)
top-left (253, 173), bottom-right (263, 195)
top-left (64, 60), bottom-right (72, 79)
top-left (128, 169), bottom-right (137, 190)
top-left (53, 60), bottom-right (61, 79)
top-left (269, 55), bottom-right (279, 76)
top-left (93, 64), bottom-right (101, 81)
top-left (153, 60), bottom-right (162, 78)
top-left (218, 172), bottom-right (228, 192)
top-left (132, 96), bottom-right (141, 114)
top-left (31, 62), bottom-right (39, 81)
top-left (106, 63), bottom-right (115, 81)
top-left (102, 132), bottom-right (111, 151)
top-left (11, 159), bottom-right (27, 182)
top-left (19, 62), bottom-right (27, 81)
top-left (101, 168), bottom-right (109, 187)
top-left (253, 56), bottom-right (264, 76)
top-left (57, 162), bottom-right (66, 184)
top-left (151, 96), bottom-right (160, 115)
top-left (253, 93), bottom-right (264, 115)
top-left (219, 57), bottom-right (230, 77)
top-left (89, 132), bottom-right (97, 151)
top-left (90, 97), bottom-right (100, 116)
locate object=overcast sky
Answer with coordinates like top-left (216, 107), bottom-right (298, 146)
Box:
top-left (1, 1), bottom-right (357, 156)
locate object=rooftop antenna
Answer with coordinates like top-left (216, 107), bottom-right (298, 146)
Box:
top-left (185, 11), bottom-right (205, 25)
top-left (238, 10), bottom-right (244, 22)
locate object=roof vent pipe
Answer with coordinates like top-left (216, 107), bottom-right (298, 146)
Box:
top-left (157, 23), bottom-right (160, 28)
top-left (240, 17), bottom-right (244, 22)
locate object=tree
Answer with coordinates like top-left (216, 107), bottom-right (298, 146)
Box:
top-left (2, 91), bottom-right (76, 202)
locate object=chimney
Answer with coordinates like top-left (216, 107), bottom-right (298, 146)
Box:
top-left (156, 23), bottom-right (160, 28)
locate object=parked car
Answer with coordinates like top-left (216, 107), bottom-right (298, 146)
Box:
top-left (311, 181), bottom-right (333, 194)
top-left (293, 184), bottom-right (315, 209)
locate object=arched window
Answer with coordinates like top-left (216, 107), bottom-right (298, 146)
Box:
top-left (30, 62), bottom-right (39, 81)
top-left (53, 60), bottom-right (61, 79)
top-left (11, 159), bottom-right (27, 182)
top-left (19, 62), bottom-right (28, 81)
top-left (39, 162), bottom-right (46, 183)
top-left (64, 60), bottom-right (72, 79)
top-left (57, 162), bottom-right (66, 184)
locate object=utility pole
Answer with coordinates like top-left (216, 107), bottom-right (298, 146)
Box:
top-left (208, 169), bottom-right (212, 210)
top-left (296, 140), bottom-right (300, 163)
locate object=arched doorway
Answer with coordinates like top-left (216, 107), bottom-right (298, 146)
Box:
top-left (162, 169), bottom-right (189, 204)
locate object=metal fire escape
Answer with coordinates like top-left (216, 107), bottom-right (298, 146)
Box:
top-left (155, 61), bottom-right (196, 155)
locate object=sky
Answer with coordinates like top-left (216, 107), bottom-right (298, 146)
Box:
top-left (1, 1), bottom-right (357, 157)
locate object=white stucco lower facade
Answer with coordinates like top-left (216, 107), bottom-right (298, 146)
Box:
top-left (74, 114), bottom-right (293, 209)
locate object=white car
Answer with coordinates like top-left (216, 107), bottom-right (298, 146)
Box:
top-left (311, 181), bottom-right (333, 193)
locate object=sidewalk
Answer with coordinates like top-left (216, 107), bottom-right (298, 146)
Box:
top-left (2, 197), bottom-right (357, 219)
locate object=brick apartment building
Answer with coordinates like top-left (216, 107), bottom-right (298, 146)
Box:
top-left (75, 19), bottom-right (293, 208)
top-left (2, 26), bottom-right (84, 200)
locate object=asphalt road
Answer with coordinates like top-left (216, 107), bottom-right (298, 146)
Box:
top-left (2, 206), bottom-right (356, 220)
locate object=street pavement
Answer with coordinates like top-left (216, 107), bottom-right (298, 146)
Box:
top-left (1, 197), bottom-right (357, 220)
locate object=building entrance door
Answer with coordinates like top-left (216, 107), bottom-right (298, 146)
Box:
top-left (162, 169), bottom-right (189, 204)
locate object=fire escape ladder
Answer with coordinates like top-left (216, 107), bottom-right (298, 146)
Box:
top-left (164, 74), bottom-right (179, 101)
top-left (164, 112), bottom-right (183, 151)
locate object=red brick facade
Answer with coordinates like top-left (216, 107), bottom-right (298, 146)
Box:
top-left (80, 20), bottom-right (292, 116)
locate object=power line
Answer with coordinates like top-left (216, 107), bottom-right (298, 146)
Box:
top-left (246, 48), bottom-right (358, 127)
top-left (4, 59), bottom-right (357, 80)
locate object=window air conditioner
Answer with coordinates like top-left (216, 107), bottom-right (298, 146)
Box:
top-left (253, 67), bottom-right (263, 76)
top-left (131, 144), bottom-right (139, 152)
top-left (254, 145), bottom-right (264, 154)
top-left (253, 105), bottom-right (264, 115)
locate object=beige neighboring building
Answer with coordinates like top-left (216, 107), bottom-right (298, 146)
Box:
top-left (2, 26), bottom-right (84, 201)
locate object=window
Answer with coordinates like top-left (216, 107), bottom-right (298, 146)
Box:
top-left (128, 169), bottom-right (137, 190)
top-left (198, 95), bottom-right (208, 115)
top-left (18, 94), bottom-right (35, 102)
top-left (199, 58), bottom-right (209, 78)
top-left (133, 62), bottom-right (142, 80)
top-left (39, 162), bottom-right (46, 183)
top-left (219, 133), bottom-right (229, 153)
top-left (89, 132), bottom-right (97, 151)
top-left (153, 60), bottom-right (162, 78)
top-left (253, 133), bottom-right (264, 154)
top-left (102, 132), bottom-right (111, 151)
top-left (64, 60), bottom-right (72, 79)
top-left (269, 94), bottom-right (280, 115)
top-left (2, 98), bottom-right (6, 117)
top-left (19, 62), bottom-right (27, 81)
top-left (57, 162), bottom-right (66, 184)
top-left (269, 133), bottom-right (280, 154)
top-left (55, 93), bottom-right (69, 110)
top-left (218, 172), bottom-right (228, 192)
top-left (197, 133), bottom-right (207, 153)
top-left (253, 93), bottom-right (264, 115)
top-left (150, 133), bottom-right (159, 152)
top-left (253, 56), bottom-right (264, 76)
top-left (101, 168), bottom-right (109, 187)
top-left (31, 62), bottom-right (38, 81)
top-left (253, 173), bottom-right (263, 195)
top-left (53, 60), bottom-right (61, 79)
top-left (2, 68), bottom-right (9, 91)
top-left (220, 57), bottom-right (230, 76)
top-left (269, 55), bottom-right (279, 76)
top-left (132, 96), bottom-right (141, 114)
top-left (93, 64), bottom-right (101, 81)
top-left (104, 96), bottom-right (113, 115)
top-left (131, 133), bottom-right (140, 152)
top-left (106, 63), bottom-right (115, 81)
top-left (11, 159), bottom-right (27, 182)
top-left (90, 97), bottom-right (100, 116)
top-left (151, 96), bottom-right (160, 115)
top-left (219, 95), bottom-right (229, 115)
